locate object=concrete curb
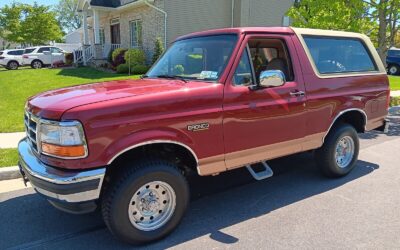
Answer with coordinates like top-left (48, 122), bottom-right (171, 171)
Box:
top-left (0, 166), bottom-right (21, 181)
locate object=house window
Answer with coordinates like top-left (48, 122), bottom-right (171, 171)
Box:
top-left (130, 20), bottom-right (143, 48)
top-left (99, 28), bottom-right (105, 45)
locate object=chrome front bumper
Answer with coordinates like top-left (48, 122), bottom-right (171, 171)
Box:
top-left (18, 138), bottom-right (105, 204)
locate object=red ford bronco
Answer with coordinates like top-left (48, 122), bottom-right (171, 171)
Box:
top-left (19, 27), bottom-right (389, 244)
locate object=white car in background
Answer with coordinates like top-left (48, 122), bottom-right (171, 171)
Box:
top-left (0, 49), bottom-right (25, 70)
top-left (22, 46), bottom-right (66, 69)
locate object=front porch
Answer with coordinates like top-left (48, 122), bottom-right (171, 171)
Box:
top-left (74, 0), bottom-right (166, 66)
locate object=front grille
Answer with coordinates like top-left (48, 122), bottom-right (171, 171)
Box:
top-left (24, 111), bottom-right (39, 153)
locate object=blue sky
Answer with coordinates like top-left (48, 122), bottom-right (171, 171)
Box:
top-left (0, 0), bottom-right (59, 7)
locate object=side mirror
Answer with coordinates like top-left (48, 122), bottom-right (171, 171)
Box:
top-left (43, 51), bottom-right (51, 55)
top-left (258, 70), bottom-right (286, 88)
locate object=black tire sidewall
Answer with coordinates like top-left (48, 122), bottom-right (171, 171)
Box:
top-left (105, 162), bottom-right (189, 245)
top-left (318, 124), bottom-right (359, 177)
top-left (7, 61), bottom-right (18, 70)
top-left (389, 65), bottom-right (399, 75)
top-left (32, 60), bottom-right (43, 69)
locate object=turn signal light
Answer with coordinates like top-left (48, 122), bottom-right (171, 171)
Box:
top-left (41, 142), bottom-right (86, 158)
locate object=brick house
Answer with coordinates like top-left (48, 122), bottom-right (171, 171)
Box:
top-left (75, 0), bottom-right (294, 65)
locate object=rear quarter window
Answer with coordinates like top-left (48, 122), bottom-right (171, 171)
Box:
top-left (303, 36), bottom-right (377, 74)
top-left (24, 48), bottom-right (36, 54)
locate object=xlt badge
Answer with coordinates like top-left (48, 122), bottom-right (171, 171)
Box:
top-left (187, 123), bottom-right (209, 132)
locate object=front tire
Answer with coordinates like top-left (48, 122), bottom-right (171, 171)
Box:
top-left (101, 159), bottom-right (189, 245)
top-left (315, 124), bottom-right (359, 177)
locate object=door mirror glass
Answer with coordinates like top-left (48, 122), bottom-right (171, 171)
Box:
top-left (259, 70), bottom-right (286, 88)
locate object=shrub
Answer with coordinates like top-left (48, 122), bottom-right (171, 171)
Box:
top-left (112, 48), bottom-right (127, 67)
top-left (390, 96), bottom-right (400, 107)
top-left (116, 64), bottom-right (129, 74)
top-left (124, 48), bottom-right (146, 68)
top-left (132, 65), bottom-right (150, 75)
top-left (152, 37), bottom-right (164, 64)
top-left (65, 53), bottom-right (73, 65)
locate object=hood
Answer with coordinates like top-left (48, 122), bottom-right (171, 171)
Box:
top-left (27, 78), bottom-right (188, 119)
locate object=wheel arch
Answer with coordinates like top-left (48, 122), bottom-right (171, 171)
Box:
top-left (7, 60), bottom-right (19, 66)
top-left (106, 139), bottom-right (199, 176)
top-left (323, 108), bottom-right (367, 143)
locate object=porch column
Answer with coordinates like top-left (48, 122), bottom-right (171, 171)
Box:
top-left (82, 11), bottom-right (89, 45)
top-left (93, 9), bottom-right (101, 44)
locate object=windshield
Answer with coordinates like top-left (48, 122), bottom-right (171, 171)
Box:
top-left (147, 34), bottom-right (238, 82)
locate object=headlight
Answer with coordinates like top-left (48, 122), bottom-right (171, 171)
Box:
top-left (38, 120), bottom-right (88, 159)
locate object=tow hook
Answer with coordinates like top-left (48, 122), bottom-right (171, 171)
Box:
top-left (18, 163), bottom-right (29, 187)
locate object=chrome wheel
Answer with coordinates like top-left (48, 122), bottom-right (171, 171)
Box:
top-left (128, 181), bottom-right (176, 232)
top-left (335, 136), bottom-right (355, 168)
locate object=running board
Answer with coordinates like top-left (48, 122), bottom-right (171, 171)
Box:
top-left (246, 161), bottom-right (274, 181)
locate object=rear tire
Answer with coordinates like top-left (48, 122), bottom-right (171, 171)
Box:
top-left (101, 159), bottom-right (189, 245)
top-left (7, 61), bottom-right (19, 70)
top-left (31, 60), bottom-right (43, 69)
top-left (388, 64), bottom-right (400, 75)
top-left (315, 123), bottom-right (359, 177)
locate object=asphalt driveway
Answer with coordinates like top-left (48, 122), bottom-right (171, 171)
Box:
top-left (1, 108), bottom-right (399, 249)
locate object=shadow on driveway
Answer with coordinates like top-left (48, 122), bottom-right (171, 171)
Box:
top-left (0, 153), bottom-right (379, 249)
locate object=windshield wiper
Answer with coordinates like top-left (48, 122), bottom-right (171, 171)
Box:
top-left (154, 75), bottom-right (187, 83)
top-left (140, 74), bottom-right (149, 79)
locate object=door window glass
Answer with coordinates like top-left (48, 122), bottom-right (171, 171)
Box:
top-left (233, 49), bottom-right (254, 86)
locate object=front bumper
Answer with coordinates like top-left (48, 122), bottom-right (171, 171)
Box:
top-left (18, 138), bottom-right (105, 212)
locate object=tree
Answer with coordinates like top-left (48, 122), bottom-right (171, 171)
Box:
top-left (363, 0), bottom-right (400, 63)
top-left (287, 0), bottom-right (400, 65)
top-left (287, 0), bottom-right (373, 32)
top-left (0, 3), bottom-right (63, 46)
top-left (55, 0), bottom-right (81, 33)
top-left (152, 37), bottom-right (164, 64)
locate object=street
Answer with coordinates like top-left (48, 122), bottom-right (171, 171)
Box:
top-left (1, 108), bottom-right (399, 250)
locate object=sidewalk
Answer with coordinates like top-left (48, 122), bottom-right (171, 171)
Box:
top-left (0, 132), bottom-right (25, 149)
top-left (392, 90), bottom-right (400, 97)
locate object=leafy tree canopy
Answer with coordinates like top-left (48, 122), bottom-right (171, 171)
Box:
top-left (55, 0), bottom-right (82, 33)
top-left (0, 3), bottom-right (63, 46)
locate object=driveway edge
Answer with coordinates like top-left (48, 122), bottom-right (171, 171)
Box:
top-left (0, 166), bottom-right (21, 181)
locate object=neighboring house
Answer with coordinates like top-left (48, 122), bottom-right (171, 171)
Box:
top-left (75, 0), bottom-right (294, 65)
top-left (64, 27), bottom-right (84, 44)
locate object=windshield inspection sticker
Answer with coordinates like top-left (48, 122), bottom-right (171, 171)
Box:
top-left (200, 71), bottom-right (218, 79)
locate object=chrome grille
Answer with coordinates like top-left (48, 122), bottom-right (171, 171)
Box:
top-left (24, 111), bottom-right (39, 153)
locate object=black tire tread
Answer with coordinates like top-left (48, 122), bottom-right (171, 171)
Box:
top-left (101, 159), bottom-right (188, 245)
top-left (315, 123), bottom-right (359, 178)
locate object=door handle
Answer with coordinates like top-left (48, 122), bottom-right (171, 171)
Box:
top-left (290, 90), bottom-right (305, 97)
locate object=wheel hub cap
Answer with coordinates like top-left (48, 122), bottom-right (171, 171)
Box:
top-left (335, 136), bottom-right (355, 168)
top-left (128, 181), bottom-right (176, 231)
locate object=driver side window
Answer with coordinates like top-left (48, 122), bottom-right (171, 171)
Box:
top-left (233, 49), bottom-right (254, 86)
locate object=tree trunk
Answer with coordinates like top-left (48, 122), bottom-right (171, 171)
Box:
top-left (377, 3), bottom-right (388, 67)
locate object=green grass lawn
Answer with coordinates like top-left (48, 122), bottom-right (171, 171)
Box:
top-left (0, 67), bottom-right (139, 132)
top-left (0, 148), bottom-right (19, 167)
top-left (389, 76), bottom-right (400, 91)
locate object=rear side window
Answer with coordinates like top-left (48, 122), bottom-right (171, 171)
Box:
top-left (38, 47), bottom-right (51, 53)
top-left (303, 36), bottom-right (377, 74)
top-left (388, 50), bottom-right (400, 57)
top-left (24, 48), bottom-right (35, 54)
top-left (8, 50), bottom-right (24, 55)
